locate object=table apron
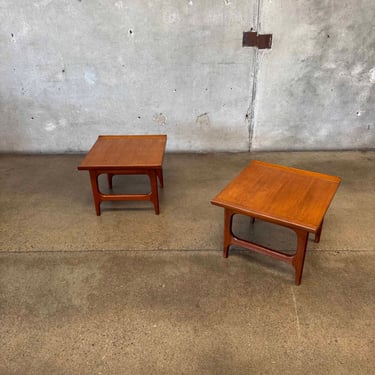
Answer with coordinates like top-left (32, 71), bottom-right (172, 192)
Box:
top-left (89, 168), bottom-right (160, 175)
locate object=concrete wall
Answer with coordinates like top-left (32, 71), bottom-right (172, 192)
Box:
top-left (1, 0), bottom-right (374, 152)
top-left (253, 0), bottom-right (375, 150)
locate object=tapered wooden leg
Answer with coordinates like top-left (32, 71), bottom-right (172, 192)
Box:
top-left (89, 171), bottom-right (101, 216)
top-left (315, 218), bottom-right (324, 243)
top-left (223, 209), bottom-right (235, 258)
top-left (292, 229), bottom-right (309, 285)
top-left (107, 173), bottom-right (114, 189)
top-left (149, 170), bottom-right (160, 215)
top-left (156, 168), bottom-right (164, 188)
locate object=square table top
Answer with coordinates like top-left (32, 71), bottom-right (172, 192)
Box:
top-left (78, 135), bottom-right (167, 170)
top-left (211, 160), bottom-right (341, 232)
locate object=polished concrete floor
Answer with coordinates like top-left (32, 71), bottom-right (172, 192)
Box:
top-left (0, 151), bottom-right (374, 374)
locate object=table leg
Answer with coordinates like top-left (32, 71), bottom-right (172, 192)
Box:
top-left (292, 229), bottom-right (309, 285)
top-left (89, 171), bottom-right (101, 216)
top-left (156, 168), bottom-right (164, 188)
top-left (107, 174), bottom-right (114, 189)
top-left (149, 170), bottom-right (160, 215)
top-left (223, 209), bottom-right (235, 258)
top-left (315, 218), bottom-right (324, 243)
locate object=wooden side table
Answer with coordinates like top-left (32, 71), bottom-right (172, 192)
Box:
top-left (211, 160), bottom-right (341, 285)
top-left (78, 135), bottom-right (167, 215)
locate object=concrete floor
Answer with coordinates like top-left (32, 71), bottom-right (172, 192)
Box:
top-left (0, 151), bottom-right (374, 374)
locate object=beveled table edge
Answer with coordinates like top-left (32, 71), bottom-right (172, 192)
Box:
top-left (252, 160), bottom-right (342, 183)
top-left (97, 134), bottom-right (167, 141)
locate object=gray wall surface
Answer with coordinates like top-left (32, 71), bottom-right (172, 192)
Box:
top-left (1, 0), bottom-right (374, 152)
top-left (253, 0), bottom-right (375, 150)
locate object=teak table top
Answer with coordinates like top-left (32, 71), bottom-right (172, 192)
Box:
top-left (77, 135), bottom-right (167, 170)
top-left (211, 160), bottom-right (341, 233)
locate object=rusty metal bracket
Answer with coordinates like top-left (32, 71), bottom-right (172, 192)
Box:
top-left (242, 31), bottom-right (272, 49)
